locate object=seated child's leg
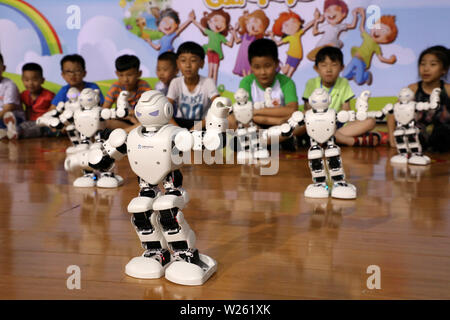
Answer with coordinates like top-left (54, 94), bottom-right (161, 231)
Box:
top-left (335, 118), bottom-right (378, 147)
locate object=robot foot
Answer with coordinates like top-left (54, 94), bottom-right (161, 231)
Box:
top-left (125, 249), bottom-right (172, 279)
top-left (390, 154), bottom-right (408, 165)
top-left (165, 249), bottom-right (217, 286)
top-left (237, 150), bottom-right (253, 164)
top-left (73, 173), bottom-right (97, 187)
top-left (331, 181), bottom-right (357, 199)
top-left (97, 173), bottom-right (124, 188)
top-left (408, 154), bottom-right (431, 166)
top-left (304, 183), bottom-right (330, 198)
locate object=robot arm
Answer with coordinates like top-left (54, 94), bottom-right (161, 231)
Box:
top-left (36, 109), bottom-right (64, 129)
top-left (336, 110), bottom-right (356, 123)
top-left (100, 91), bottom-right (130, 120)
top-left (203, 97), bottom-right (231, 150)
top-left (88, 128), bottom-right (129, 171)
top-left (260, 111), bottom-right (305, 142)
top-left (416, 88), bottom-right (441, 111)
top-left (264, 87), bottom-right (274, 108)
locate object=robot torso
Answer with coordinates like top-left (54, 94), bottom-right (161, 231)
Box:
top-left (305, 109), bottom-right (337, 144)
top-left (127, 124), bottom-right (183, 185)
top-left (74, 107), bottom-right (105, 138)
top-left (393, 102), bottom-right (416, 126)
top-left (233, 102), bottom-right (253, 125)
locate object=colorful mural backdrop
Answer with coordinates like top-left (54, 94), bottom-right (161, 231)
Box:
top-left (0, 0), bottom-right (449, 101)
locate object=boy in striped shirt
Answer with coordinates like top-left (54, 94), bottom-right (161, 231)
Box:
top-left (103, 55), bottom-right (151, 131)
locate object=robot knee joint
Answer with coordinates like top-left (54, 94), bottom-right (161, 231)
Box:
top-left (327, 156), bottom-right (342, 170)
top-left (310, 158), bottom-right (324, 171)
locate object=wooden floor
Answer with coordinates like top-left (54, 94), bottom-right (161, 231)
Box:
top-left (0, 136), bottom-right (449, 300)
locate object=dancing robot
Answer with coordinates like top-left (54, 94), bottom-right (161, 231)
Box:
top-left (36, 87), bottom-right (83, 154)
top-left (292, 88), bottom-right (376, 199)
top-left (82, 90), bottom-right (231, 285)
top-left (232, 88), bottom-right (271, 163)
top-left (63, 88), bottom-right (130, 188)
top-left (375, 87), bottom-right (441, 165)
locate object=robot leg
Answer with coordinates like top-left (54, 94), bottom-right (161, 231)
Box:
top-left (405, 126), bottom-right (430, 165)
top-left (154, 186), bottom-right (217, 285)
top-left (162, 170), bottom-right (189, 204)
top-left (304, 141), bottom-right (329, 198)
top-left (391, 127), bottom-right (409, 164)
top-left (250, 124), bottom-right (270, 160)
top-left (66, 125), bottom-right (82, 155)
top-left (125, 184), bottom-right (172, 279)
top-left (324, 142), bottom-right (356, 199)
top-left (236, 126), bottom-right (253, 164)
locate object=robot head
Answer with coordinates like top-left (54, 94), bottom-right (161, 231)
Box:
top-left (398, 87), bottom-right (414, 104)
top-left (134, 90), bottom-right (173, 127)
top-left (309, 88), bottom-right (331, 112)
top-left (234, 88), bottom-right (249, 105)
top-left (67, 87), bottom-right (80, 102)
top-left (79, 88), bottom-right (100, 109)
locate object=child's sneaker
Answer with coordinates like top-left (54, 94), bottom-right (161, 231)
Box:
top-left (3, 112), bottom-right (18, 140)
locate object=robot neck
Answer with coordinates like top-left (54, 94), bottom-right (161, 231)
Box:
top-left (313, 108), bottom-right (328, 113)
top-left (142, 125), bottom-right (162, 132)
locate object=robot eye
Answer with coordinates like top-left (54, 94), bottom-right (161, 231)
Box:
top-left (88, 98), bottom-right (93, 101)
top-left (149, 110), bottom-right (159, 117)
top-left (136, 111), bottom-right (142, 117)
top-left (312, 100), bottom-right (316, 104)
top-left (322, 99), bottom-right (327, 103)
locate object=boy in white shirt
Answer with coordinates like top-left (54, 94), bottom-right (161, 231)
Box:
top-left (167, 41), bottom-right (219, 130)
top-left (0, 54), bottom-right (23, 139)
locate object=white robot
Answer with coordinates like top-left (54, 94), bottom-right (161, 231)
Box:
top-left (293, 88), bottom-right (376, 199)
top-left (63, 88), bottom-right (129, 188)
top-left (84, 90), bottom-right (231, 286)
top-left (36, 87), bottom-right (83, 154)
top-left (375, 87), bottom-right (441, 165)
top-left (232, 88), bottom-right (271, 163)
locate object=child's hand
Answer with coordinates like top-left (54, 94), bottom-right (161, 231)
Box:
top-left (189, 10), bottom-right (196, 21)
top-left (389, 55), bottom-right (397, 64)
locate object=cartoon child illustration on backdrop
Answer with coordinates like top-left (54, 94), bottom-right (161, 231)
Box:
top-left (146, 8), bottom-right (195, 54)
top-left (307, 0), bottom-right (358, 61)
top-left (232, 9), bottom-right (270, 77)
top-left (192, 9), bottom-right (235, 84)
top-left (342, 7), bottom-right (398, 85)
top-left (271, 10), bottom-right (320, 78)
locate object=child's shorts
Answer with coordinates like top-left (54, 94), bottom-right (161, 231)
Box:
top-left (207, 51), bottom-right (220, 65)
top-left (285, 55), bottom-right (301, 69)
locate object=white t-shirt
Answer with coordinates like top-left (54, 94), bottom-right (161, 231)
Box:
top-left (155, 81), bottom-right (168, 96)
top-left (316, 23), bottom-right (347, 48)
top-left (0, 77), bottom-right (20, 112)
top-left (167, 76), bottom-right (218, 120)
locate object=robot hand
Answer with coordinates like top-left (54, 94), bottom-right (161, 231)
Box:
top-left (429, 88), bottom-right (441, 109)
top-left (174, 130), bottom-right (194, 152)
top-left (264, 87), bottom-right (274, 108)
top-left (355, 90), bottom-right (371, 120)
top-left (100, 108), bottom-right (114, 120)
top-left (206, 97), bottom-right (231, 131)
top-left (36, 110), bottom-right (63, 129)
top-left (64, 150), bottom-right (92, 172)
top-left (59, 109), bottom-right (74, 125)
top-left (253, 101), bottom-right (265, 110)
top-left (337, 110), bottom-right (355, 123)
top-left (381, 103), bottom-right (394, 118)
top-left (56, 101), bottom-right (66, 113)
top-left (116, 91), bottom-right (130, 118)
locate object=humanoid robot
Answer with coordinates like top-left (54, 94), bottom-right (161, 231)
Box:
top-left (232, 88), bottom-right (271, 163)
top-left (375, 87), bottom-right (441, 165)
top-left (63, 88), bottom-right (129, 188)
top-left (293, 88), bottom-right (376, 199)
top-left (82, 90), bottom-right (231, 285)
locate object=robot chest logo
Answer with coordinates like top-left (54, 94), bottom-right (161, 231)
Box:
top-left (138, 144), bottom-right (154, 150)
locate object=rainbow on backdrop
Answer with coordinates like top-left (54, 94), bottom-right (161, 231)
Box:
top-left (0, 0), bottom-right (63, 55)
